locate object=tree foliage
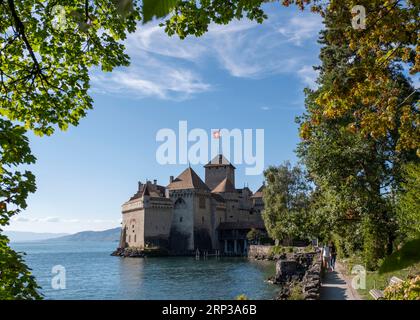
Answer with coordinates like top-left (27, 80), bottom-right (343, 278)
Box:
top-left (0, 119), bottom-right (39, 299)
top-left (396, 162), bottom-right (420, 240)
top-left (297, 3), bottom-right (417, 270)
top-left (262, 162), bottom-right (312, 242)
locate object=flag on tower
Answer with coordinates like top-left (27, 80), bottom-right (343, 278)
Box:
top-left (213, 129), bottom-right (221, 139)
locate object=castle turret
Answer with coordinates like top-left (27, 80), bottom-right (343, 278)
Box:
top-left (204, 154), bottom-right (236, 190)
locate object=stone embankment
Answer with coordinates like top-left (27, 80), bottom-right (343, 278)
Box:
top-left (111, 247), bottom-right (145, 257)
top-left (249, 245), bottom-right (322, 300)
top-left (111, 247), bottom-right (169, 257)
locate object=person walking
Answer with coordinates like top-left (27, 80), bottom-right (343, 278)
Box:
top-left (321, 243), bottom-right (331, 271)
top-left (330, 242), bottom-right (337, 271)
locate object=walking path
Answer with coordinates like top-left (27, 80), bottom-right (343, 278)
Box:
top-left (320, 263), bottom-right (361, 300)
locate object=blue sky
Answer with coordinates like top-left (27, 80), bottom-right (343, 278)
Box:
top-left (7, 4), bottom-right (324, 233)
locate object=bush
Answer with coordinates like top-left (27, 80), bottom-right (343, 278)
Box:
top-left (384, 275), bottom-right (420, 300)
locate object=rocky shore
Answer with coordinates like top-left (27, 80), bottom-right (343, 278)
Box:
top-left (249, 245), bottom-right (322, 300)
top-left (111, 247), bottom-right (169, 257)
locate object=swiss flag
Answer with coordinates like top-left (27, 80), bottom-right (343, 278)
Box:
top-left (213, 130), bottom-right (221, 139)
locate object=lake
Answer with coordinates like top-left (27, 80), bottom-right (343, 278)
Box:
top-left (11, 241), bottom-right (279, 300)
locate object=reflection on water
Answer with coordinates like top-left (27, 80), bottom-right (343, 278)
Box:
top-left (11, 241), bottom-right (278, 300)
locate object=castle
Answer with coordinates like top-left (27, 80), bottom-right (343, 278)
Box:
top-left (118, 154), bottom-right (266, 255)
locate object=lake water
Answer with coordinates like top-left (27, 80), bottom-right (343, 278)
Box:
top-left (11, 241), bottom-right (279, 300)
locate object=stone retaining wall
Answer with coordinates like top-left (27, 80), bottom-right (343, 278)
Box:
top-left (248, 245), bottom-right (274, 260)
top-left (273, 252), bottom-right (322, 300)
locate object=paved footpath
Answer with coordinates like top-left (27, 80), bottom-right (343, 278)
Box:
top-left (320, 263), bottom-right (361, 300)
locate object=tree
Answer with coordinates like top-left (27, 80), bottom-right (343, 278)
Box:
top-left (296, 4), bottom-right (417, 270)
top-left (246, 228), bottom-right (262, 244)
top-left (262, 162), bottom-right (312, 243)
top-left (396, 162), bottom-right (420, 240)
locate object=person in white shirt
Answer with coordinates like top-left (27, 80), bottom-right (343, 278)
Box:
top-left (321, 243), bottom-right (331, 270)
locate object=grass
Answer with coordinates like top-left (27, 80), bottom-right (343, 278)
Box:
top-left (379, 238), bottom-right (420, 274)
top-left (340, 239), bottom-right (420, 300)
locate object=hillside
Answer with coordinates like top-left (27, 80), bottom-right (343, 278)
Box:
top-left (4, 231), bottom-right (69, 242)
top-left (52, 227), bottom-right (121, 242)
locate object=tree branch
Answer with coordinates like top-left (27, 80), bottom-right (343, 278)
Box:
top-left (7, 0), bottom-right (42, 74)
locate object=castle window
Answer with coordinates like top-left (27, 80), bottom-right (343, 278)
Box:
top-left (175, 198), bottom-right (186, 209)
top-left (219, 217), bottom-right (222, 223)
top-left (129, 235), bottom-right (131, 242)
top-left (180, 217), bottom-right (183, 222)
top-left (199, 196), bottom-right (206, 209)
top-left (134, 235), bottom-right (136, 242)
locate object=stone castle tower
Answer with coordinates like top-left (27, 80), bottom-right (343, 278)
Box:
top-left (204, 154), bottom-right (236, 190)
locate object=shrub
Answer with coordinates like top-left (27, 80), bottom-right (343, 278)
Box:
top-left (384, 275), bottom-right (420, 300)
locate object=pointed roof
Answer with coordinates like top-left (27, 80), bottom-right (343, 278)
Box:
top-left (167, 167), bottom-right (210, 191)
top-left (204, 154), bottom-right (236, 169)
top-left (212, 177), bottom-right (236, 193)
top-left (129, 181), bottom-right (166, 200)
top-left (251, 183), bottom-right (265, 198)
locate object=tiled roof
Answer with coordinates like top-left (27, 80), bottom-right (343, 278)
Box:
top-left (204, 154), bottom-right (236, 169)
top-left (212, 177), bottom-right (236, 193)
top-left (251, 184), bottom-right (265, 198)
top-left (167, 167), bottom-right (210, 191)
top-left (129, 182), bottom-right (166, 200)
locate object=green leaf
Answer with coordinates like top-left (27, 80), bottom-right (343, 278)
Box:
top-left (142, 0), bottom-right (178, 24)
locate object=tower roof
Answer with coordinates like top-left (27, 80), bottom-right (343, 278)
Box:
top-left (251, 183), bottom-right (266, 198)
top-left (167, 167), bottom-right (210, 191)
top-left (129, 181), bottom-right (166, 200)
top-left (204, 154), bottom-right (236, 169)
top-left (211, 177), bottom-right (236, 193)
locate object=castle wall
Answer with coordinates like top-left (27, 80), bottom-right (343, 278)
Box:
top-left (122, 206), bottom-right (145, 248)
top-left (205, 166), bottom-right (235, 190)
top-left (169, 191), bottom-right (195, 252)
top-left (144, 206), bottom-right (172, 249)
top-left (193, 193), bottom-right (213, 250)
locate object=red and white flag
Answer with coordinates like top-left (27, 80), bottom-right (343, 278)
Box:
top-left (213, 129), bottom-right (221, 139)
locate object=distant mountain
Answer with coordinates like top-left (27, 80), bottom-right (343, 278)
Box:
top-left (51, 227), bottom-right (121, 242)
top-left (4, 231), bottom-right (69, 242)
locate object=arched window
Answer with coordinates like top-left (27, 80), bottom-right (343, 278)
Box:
top-left (174, 197), bottom-right (187, 209)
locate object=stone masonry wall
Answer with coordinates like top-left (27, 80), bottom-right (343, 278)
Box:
top-left (248, 245), bottom-right (274, 260)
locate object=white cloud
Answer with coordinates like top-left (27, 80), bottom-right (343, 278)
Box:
top-left (277, 15), bottom-right (323, 46)
top-left (92, 11), bottom-right (322, 100)
top-left (297, 65), bottom-right (319, 89)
